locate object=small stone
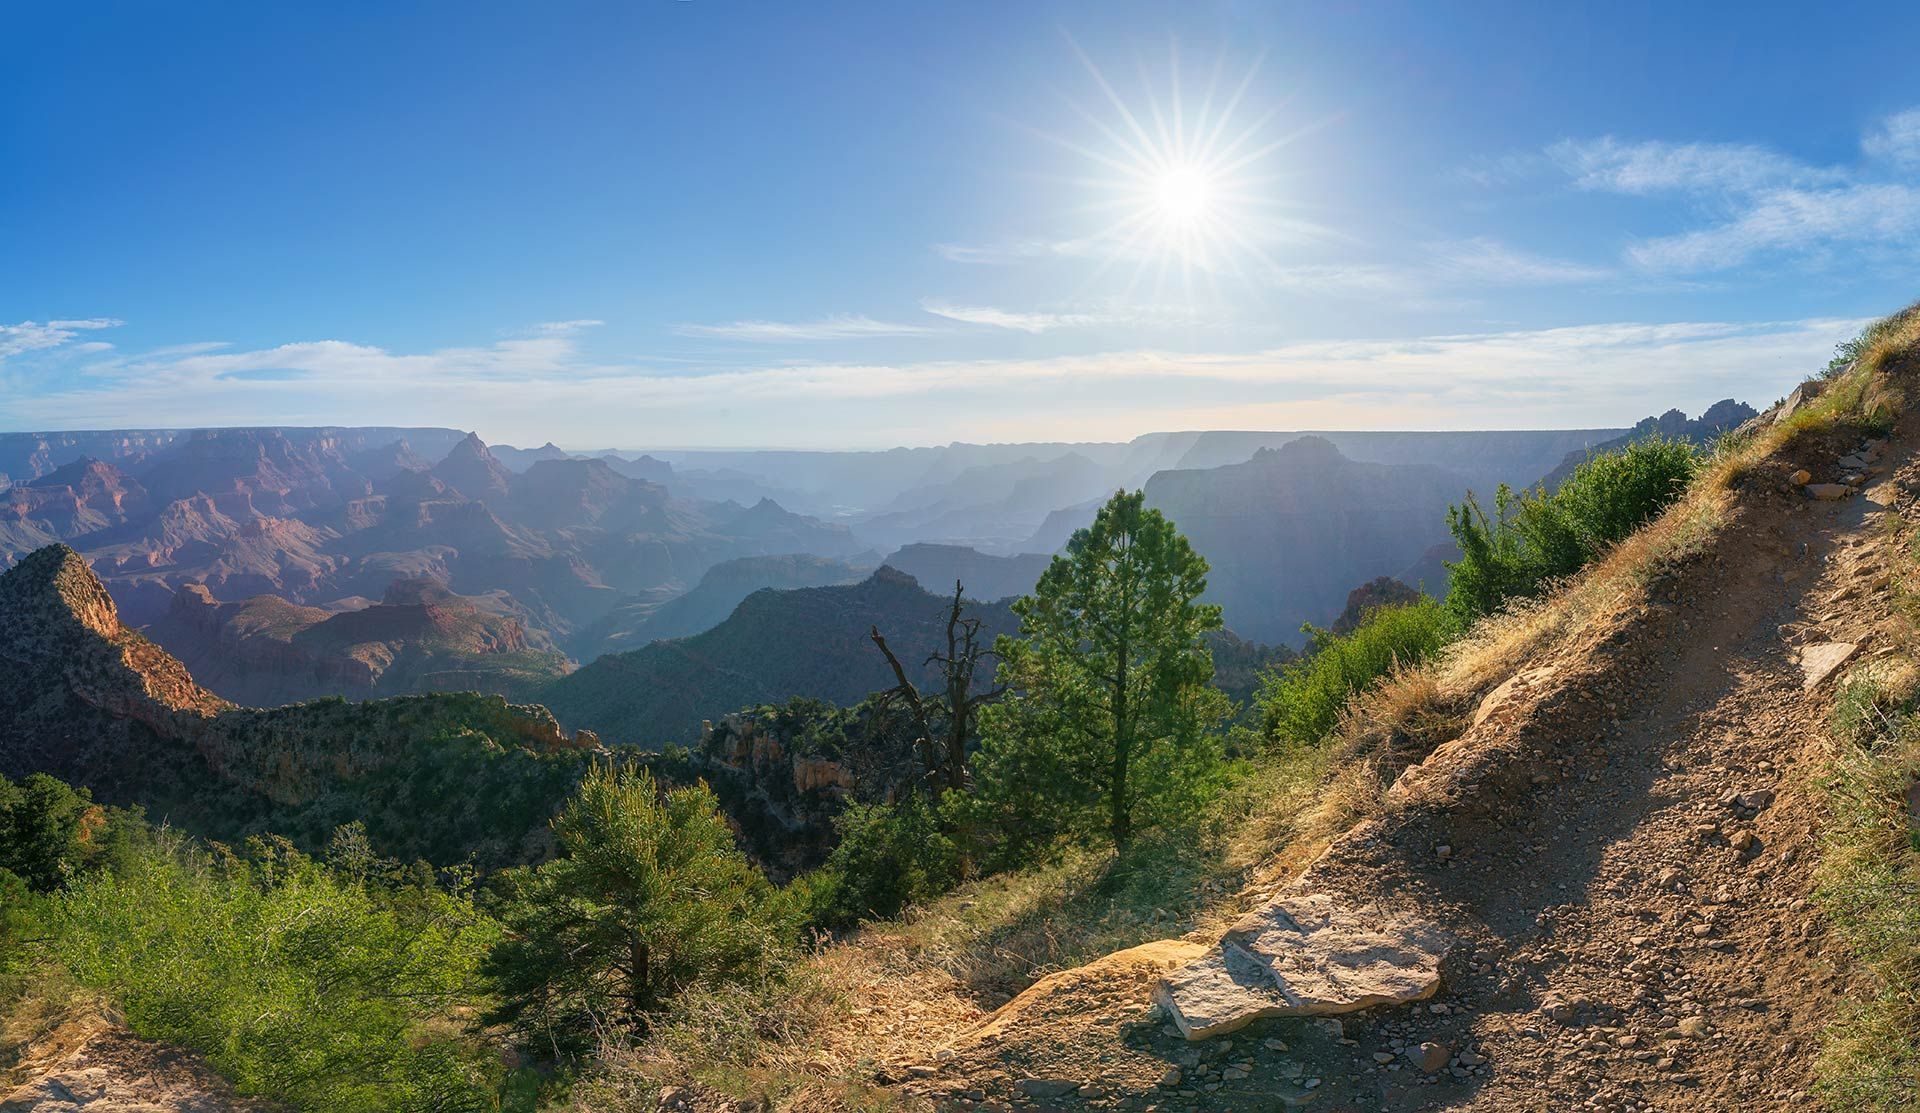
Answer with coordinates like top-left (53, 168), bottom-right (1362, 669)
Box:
top-left (1806, 483), bottom-right (1851, 500)
top-left (1790, 469), bottom-right (1812, 485)
top-left (1158, 1066), bottom-right (1182, 1088)
top-left (1457, 1052), bottom-right (1485, 1066)
top-left (1016, 1078), bottom-right (1081, 1100)
top-left (1262, 1038), bottom-right (1289, 1051)
top-left (1730, 830), bottom-right (1756, 852)
top-left (1677, 1016), bottom-right (1710, 1038)
top-left (1409, 1042), bottom-right (1451, 1073)
top-left (1373, 1052), bottom-right (1396, 1064)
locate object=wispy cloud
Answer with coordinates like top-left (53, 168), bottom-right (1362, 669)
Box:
top-left (0, 318), bottom-right (124, 362)
top-left (535, 319), bottom-right (604, 334)
top-left (1628, 184), bottom-right (1920, 272)
top-left (1528, 108), bottom-right (1920, 273)
top-left (4, 316), bottom-right (1854, 447)
top-left (673, 315), bottom-right (938, 342)
top-left (920, 300), bottom-right (1108, 333)
top-left (1865, 107), bottom-right (1920, 166)
top-left (1547, 137), bottom-right (1843, 196)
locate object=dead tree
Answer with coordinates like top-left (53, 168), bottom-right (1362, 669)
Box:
top-left (869, 579), bottom-right (1004, 794)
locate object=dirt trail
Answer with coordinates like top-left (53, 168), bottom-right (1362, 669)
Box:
top-left (0, 1015), bottom-right (278, 1112)
top-left (908, 420), bottom-right (1907, 1111)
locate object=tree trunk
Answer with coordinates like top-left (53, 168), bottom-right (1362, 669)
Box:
top-left (629, 932), bottom-right (651, 1017)
top-left (1112, 634), bottom-right (1131, 848)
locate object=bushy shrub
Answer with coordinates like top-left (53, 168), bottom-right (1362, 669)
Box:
top-left (1256, 600), bottom-right (1459, 746)
top-left (801, 796), bottom-right (959, 929)
top-left (1447, 435), bottom-right (1699, 623)
top-left (0, 772), bottom-right (96, 892)
top-left (49, 831), bottom-right (502, 1112)
top-left (483, 765), bottom-right (793, 1055)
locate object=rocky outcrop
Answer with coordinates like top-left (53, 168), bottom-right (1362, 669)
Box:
top-left (1541, 399), bottom-right (1758, 488)
top-left (679, 696), bottom-right (922, 880)
top-left (1330, 575), bottom-right (1424, 634)
top-left (143, 573), bottom-right (571, 706)
top-left (1155, 892), bottom-right (1450, 1039)
top-left (0, 544), bottom-right (600, 867)
top-left (430, 432), bottom-right (514, 502)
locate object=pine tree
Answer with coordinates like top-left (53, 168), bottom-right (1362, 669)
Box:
top-left (970, 490), bottom-right (1228, 852)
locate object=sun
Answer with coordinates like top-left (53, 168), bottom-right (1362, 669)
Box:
top-left (1151, 164), bottom-right (1216, 226)
top-left (1037, 41), bottom-right (1305, 291)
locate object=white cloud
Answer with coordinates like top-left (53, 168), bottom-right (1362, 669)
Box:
top-left (535, 319), bottom-right (604, 334)
top-left (1628, 183), bottom-right (1920, 271)
top-left (0, 318), bottom-right (123, 362)
top-left (1537, 117), bottom-right (1920, 274)
top-left (1546, 137), bottom-right (1842, 196)
top-left (673, 315), bottom-right (938, 341)
top-left (1865, 107), bottom-right (1920, 166)
top-left (919, 300), bottom-right (1107, 333)
top-left (5, 316), bottom-right (1854, 448)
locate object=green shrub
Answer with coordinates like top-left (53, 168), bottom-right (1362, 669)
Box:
top-left (1447, 435), bottom-right (1700, 623)
top-left (49, 831), bottom-right (502, 1112)
top-left (802, 796), bottom-right (959, 929)
top-left (0, 772), bottom-right (95, 892)
top-left (1256, 600), bottom-right (1459, 746)
top-left (483, 765), bottom-right (794, 1055)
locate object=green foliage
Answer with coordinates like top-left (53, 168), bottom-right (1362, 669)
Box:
top-left (49, 830), bottom-right (502, 1112)
top-left (1446, 436), bottom-right (1700, 622)
top-left (968, 490), bottom-right (1229, 856)
top-left (1256, 600), bottom-right (1459, 746)
top-left (483, 764), bottom-right (793, 1055)
top-left (0, 772), bottom-right (95, 892)
top-left (802, 796), bottom-right (959, 929)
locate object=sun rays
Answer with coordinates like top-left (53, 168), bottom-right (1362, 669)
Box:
top-left (1037, 38), bottom-right (1314, 304)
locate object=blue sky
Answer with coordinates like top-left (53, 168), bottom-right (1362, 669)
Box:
top-left (5, 1), bottom-right (1919, 447)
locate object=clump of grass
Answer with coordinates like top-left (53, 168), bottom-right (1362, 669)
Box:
top-left (1815, 661), bottom-right (1920, 1110)
top-left (1257, 600), bottom-right (1460, 747)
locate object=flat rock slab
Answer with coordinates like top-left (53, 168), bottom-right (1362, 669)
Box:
top-left (1155, 893), bottom-right (1450, 1040)
top-left (1800, 642), bottom-right (1858, 690)
top-left (1806, 483), bottom-right (1853, 500)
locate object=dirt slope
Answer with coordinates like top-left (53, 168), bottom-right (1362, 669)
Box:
top-left (895, 412), bottom-right (1905, 1108)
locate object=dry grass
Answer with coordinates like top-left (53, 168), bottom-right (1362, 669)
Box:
top-left (1310, 306), bottom-right (1920, 843)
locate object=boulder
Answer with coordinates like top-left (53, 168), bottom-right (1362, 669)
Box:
top-left (1806, 483), bottom-right (1852, 500)
top-left (1155, 893), bottom-right (1450, 1040)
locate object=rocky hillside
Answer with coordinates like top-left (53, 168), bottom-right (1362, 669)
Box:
top-left (1140, 436), bottom-right (1471, 644)
top-left (881, 542), bottom-right (1051, 602)
top-left (1540, 399), bottom-right (1758, 488)
top-left (0, 543), bottom-right (603, 866)
top-left (572, 552), bottom-right (871, 658)
top-left (143, 576), bottom-right (571, 706)
top-left (541, 567), bottom-right (1020, 745)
